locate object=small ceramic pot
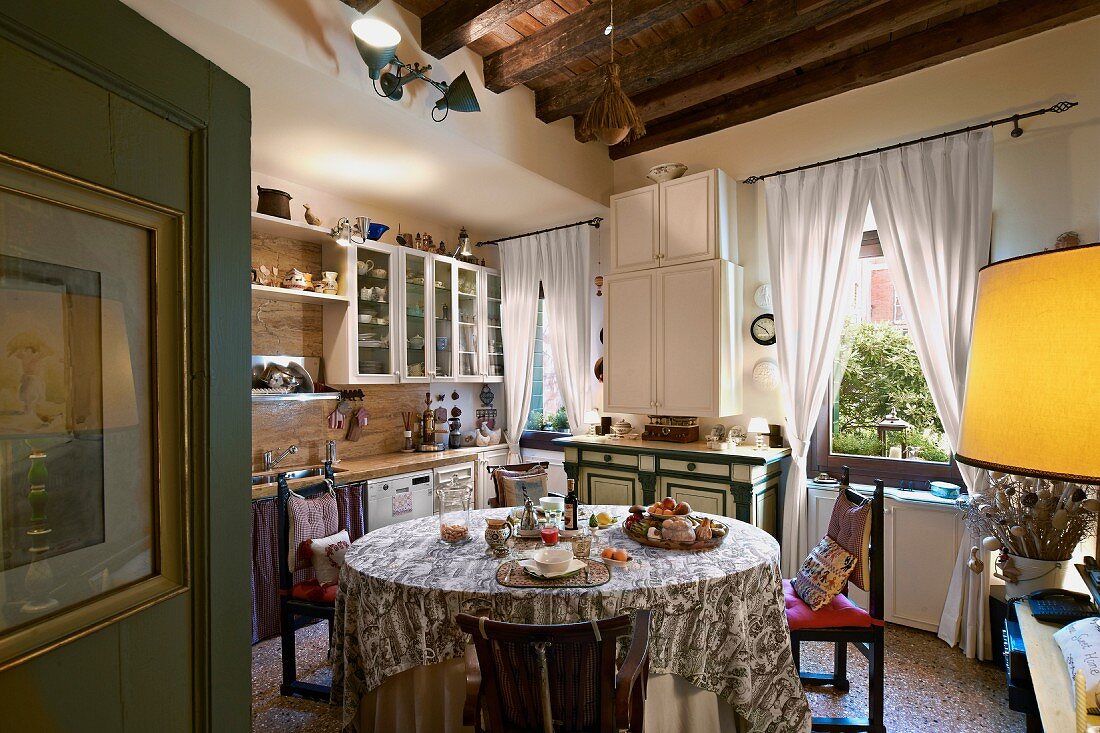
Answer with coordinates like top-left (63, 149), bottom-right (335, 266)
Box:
top-left (256, 186), bottom-right (292, 219)
top-left (282, 268), bottom-right (308, 290)
top-left (484, 518), bottom-right (513, 557)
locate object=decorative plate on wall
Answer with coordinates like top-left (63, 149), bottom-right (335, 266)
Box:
top-left (754, 283), bottom-right (772, 310)
top-left (594, 356), bottom-right (604, 383)
top-left (752, 359), bottom-right (781, 391)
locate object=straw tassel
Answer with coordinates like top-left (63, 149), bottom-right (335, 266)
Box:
top-left (578, 63), bottom-right (646, 146)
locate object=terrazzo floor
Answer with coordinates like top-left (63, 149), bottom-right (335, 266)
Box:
top-left (252, 622), bottom-right (1022, 732)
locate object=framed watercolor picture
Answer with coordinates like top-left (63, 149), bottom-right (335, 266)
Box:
top-left (0, 153), bottom-right (188, 670)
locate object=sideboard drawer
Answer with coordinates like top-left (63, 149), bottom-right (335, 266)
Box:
top-left (659, 457), bottom-right (728, 479)
top-left (582, 450), bottom-right (639, 469)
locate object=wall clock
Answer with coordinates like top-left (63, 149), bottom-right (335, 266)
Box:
top-left (750, 313), bottom-right (776, 345)
top-left (753, 359), bottom-right (781, 391)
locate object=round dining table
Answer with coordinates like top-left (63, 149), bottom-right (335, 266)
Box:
top-left (331, 505), bottom-right (811, 733)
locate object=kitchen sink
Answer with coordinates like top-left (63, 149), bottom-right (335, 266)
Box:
top-left (251, 465), bottom-right (346, 485)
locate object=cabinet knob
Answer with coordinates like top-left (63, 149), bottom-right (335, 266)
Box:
top-left (687, 462), bottom-right (696, 471)
top-left (603, 454), bottom-right (613, 463)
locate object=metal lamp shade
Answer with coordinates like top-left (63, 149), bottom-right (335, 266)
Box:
top-left (436, 72), bottom-right (480, 114)
top-left (351, 18), bottom-right (400, 80)
top-left (955, 243), bottom-right (1100, 483)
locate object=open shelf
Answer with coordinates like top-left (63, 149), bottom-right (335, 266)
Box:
top-left (251, 211), bottom-right (334, 245)
top-left (251, 284), bottom-right (349, 304)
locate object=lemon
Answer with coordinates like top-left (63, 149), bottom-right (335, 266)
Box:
top-left (596, 512), bottom-right (613, 526)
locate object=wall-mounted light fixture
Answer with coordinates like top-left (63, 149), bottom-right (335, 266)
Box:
top-left (331, 216), bottom-right (368, 246)
top-left (351, 18), bottom-right (480, 123)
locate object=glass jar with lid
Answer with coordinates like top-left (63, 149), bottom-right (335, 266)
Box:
top-left (436, 476), bottom-right (472, 545)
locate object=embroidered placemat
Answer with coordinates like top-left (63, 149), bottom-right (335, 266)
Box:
top-left (496, 559), bottom-right (610, 588)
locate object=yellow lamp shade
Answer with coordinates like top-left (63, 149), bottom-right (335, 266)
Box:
top-left (956, 244), bottom-right (1100, 483)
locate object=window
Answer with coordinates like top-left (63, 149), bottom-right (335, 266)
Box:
top-left (525, 298), bottom-right (570, 434)
top-left (810, 227), bottom-right (963, 487)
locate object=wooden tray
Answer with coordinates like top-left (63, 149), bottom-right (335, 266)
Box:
top-left (495, 559), bottom-right (610, 588)
top-left (622, 514), bottom-right (728, 552)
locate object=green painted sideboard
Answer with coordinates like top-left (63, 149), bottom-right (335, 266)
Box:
top-left (553, 436), bottom-right (789, 538)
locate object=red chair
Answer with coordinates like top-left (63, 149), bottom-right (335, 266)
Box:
top-left (456, 611), bottom-right (651, 733)
top-left (276, 467), bottom-right (337, 702)
top-left (786, 479), bottom-right (885, 733)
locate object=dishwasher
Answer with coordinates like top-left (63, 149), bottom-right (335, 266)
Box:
top-left (367, 470), bottom-right (435, 532)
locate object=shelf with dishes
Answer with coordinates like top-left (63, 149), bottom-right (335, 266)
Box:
top-left (251, 284), bottom-right (349, 304)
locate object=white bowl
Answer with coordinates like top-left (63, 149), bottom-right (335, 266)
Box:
top-left (539, 496), bottom-right (564, 513)
top-left (533, 547), bottom-right (573, 575)
top-left (646, 163), bottom-right (688, 183)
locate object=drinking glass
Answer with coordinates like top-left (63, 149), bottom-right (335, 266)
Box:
top-left (572, 532), bottom-right (593, 559)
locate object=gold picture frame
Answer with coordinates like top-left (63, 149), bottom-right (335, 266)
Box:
top-left (0, 152), bottom-right (188, 671)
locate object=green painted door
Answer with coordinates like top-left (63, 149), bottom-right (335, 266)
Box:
top-left (0, 2), bottom-right (250, 730)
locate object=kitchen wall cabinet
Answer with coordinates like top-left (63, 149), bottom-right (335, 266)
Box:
top-left (604, 260), bottom-right (743, 417)
top-left (609, 169), bottom-right (736, 275)
top-left (806, 484), bottom-right (962, 631)
top-left (325, 244), bottom-right (502, 385)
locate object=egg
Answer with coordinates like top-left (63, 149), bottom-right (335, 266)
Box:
top-left (601, 548), bottom-right (615, 559)
top-left (612, 549), bottom-right (629, 561)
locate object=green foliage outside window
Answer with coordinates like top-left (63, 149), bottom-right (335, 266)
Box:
top-left (831, 321), bottom-right (949, 463)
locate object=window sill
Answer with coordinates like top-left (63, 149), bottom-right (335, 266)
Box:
top-left (520, 430), bottom-right (569, 452)
top-left (806, 479), bottom-right (960, 508)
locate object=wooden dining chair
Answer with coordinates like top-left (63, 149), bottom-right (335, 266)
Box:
top-left (785, 479), bottom-right (885, 733)
top-left (276, 464), bottom-right (338, 702)
top-left (485, 461), bottom-right (550, 508)
top-left (456, 611), bottom-right (652, 733)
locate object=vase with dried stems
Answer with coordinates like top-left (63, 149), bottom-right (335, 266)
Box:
top-left (964, 472), bottom-right (1100, 597)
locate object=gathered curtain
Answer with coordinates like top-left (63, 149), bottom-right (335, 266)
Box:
top-left (539, 226), bottom-right (591, 434)
top-left (765, 159), bottom-right (876, 577)
top-left (869, 129), bottom-right (993, 658)
top-left (499, 238), bottom-right (543, 462)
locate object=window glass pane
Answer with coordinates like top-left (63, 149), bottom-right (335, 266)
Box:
top-left (829, 231), bottom-right (950, 464)
top-left (526, 298), bottom-right (570, 432)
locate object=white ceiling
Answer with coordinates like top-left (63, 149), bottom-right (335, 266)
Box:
top-left (121, 0), bottom-right (612, 239)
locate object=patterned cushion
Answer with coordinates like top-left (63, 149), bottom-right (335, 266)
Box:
top-left (827, 491), bottom-right (872, 591)
top-left (309, 529), bottom-right (351, 586)
top-left (290, 580), bottom-right (338, 604)
top-left (791, 536), bottom-right (857, 611)
top-left (288, 488), bottom-right (338, 571)
top-left (495, 468), bottom-right (549, 507)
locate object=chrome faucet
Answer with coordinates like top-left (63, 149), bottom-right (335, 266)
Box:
top-left (263, 444), bottom-right (298, 472)
top-left (326, 440), bottom-right (339, 466)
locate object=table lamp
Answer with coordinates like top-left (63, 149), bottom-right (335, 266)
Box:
top-left (583, 409), bottom-right (601, 435)
top-left (747, 417), bottom-right (770, 450)
top-left (955, 244), bottom-right (1099, 485)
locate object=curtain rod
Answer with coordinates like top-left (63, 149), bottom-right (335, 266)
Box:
top-left (743, 101), bottom-right (1078, 184)
top-left (476, 217), bottom-right (603, 247)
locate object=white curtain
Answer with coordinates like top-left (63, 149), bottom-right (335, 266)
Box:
top-left (869, 129), bottom-right (993, 658)
top-left (766, 159), bottom-right (875, 577)
top-left (499, 238), bottom-right (543, 462)
top-left (540, 226), bottom-right (591, 433)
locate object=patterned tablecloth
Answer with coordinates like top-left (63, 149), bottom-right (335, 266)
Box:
top-left (332, 505), bottom-right (811, 732)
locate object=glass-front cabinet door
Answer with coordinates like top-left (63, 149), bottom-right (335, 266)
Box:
top-left (433, 258), bottom-right (456, 379)
top-left (354, 243), bottom-right (395, 380)
top-left (400, 250), bottom-right (431, 382)
top-left (456, 262), bottom-right (481, 379)
top-left (483, 270), bottom-right (504, 382)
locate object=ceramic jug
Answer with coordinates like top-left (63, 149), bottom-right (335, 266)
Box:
top-left (484, 518), bottom-right (513, 558)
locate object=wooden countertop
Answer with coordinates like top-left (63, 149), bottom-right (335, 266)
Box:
top-left (552, 435), bottom-right (791, 464)
top-left (251, 443), bottom-right (509, 500)
top-left (1016, 600), bottom-right (1100, 732)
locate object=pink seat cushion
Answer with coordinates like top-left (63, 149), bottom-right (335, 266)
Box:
top-left (783, 579), bottom-right (872, 630)
top-left (290, 580), bottom-right (338, 604)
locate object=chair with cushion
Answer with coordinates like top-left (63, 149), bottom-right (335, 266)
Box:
top-left (456, 610), bottom-right (652, 733)
top-left (485, 461), bottom-right (550, 508)
top-left (277, 463), bottom-right (345, 702)
top-left (786, 479), bottom-right (885, 733)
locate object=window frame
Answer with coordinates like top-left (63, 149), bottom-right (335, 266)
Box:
top-left (521, 285), bottom-right (569, 453)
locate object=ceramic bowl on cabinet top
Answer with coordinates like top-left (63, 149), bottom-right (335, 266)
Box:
top-left (609, 418), bottom-right (633, 436)
top-left (646, 163), bottom-right (688, 183)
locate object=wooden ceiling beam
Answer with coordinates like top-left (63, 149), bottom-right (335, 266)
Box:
top-left (535, 0), bottom-right (879, 123)
top-left (632, 0), bottom-right (974, 121)
top-left (338, 0), bottom-right (384, 12)
top-left (421, 0), bottom-right (547, 58)
top-left (609, 0), bottom-right (1100, 159)
top-left (483, 0), bottom-right (715, 93)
